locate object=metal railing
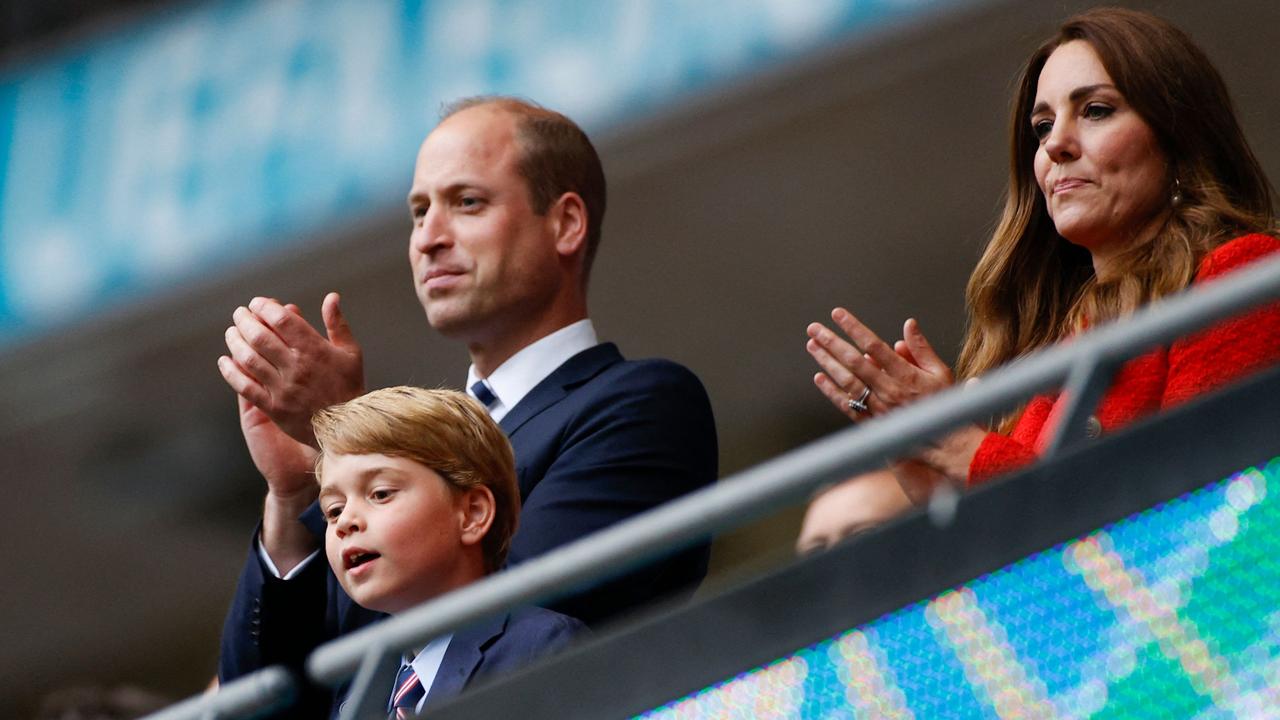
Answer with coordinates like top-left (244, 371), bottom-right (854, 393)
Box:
top-left (142, 667), bottom-right (294, 720)
top-left (145, 251), bottom-right (1280, 720)
top-left (429, 364), bottom-right (1280, 720)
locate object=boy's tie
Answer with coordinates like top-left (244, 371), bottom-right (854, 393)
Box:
top-left (470, 380), bottom-right (499, 409)
top-left (388, 663), bottom-right (424, 719)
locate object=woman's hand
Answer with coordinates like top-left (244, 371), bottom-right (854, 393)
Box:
top-left (806, 309), bottom-right (954, 420)
top-left (916, 424), bottom-right (989, 484)
top-left (806, 309), bottom-right (988, 484)
top-left (889, 458), bottom-right (948, 505)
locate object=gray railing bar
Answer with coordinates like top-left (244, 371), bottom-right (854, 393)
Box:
top-left (1043, 351), bottom-right (1118, 457)
top-left (307, 252), bottom-right (1280, 686)
top-left (140, 666), bottom-right (295, 720)
top-left (338, 644), bottom-right (399, 720)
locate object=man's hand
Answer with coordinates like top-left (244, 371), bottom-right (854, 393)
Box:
top-left (238, 395), bottom-right (317, 497)
top-left (238, 395), bottom-right (321, 572)
top-left (218, 292), bottom-right (365, 445)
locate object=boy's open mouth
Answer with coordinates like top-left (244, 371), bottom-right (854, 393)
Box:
top-left (343, 549), bottom-right (381, 570)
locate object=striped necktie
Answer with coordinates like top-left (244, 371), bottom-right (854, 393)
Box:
top-left (470, 379), bottom-right (499, 409)
top-left (388, 662), bottom-right (424, 719)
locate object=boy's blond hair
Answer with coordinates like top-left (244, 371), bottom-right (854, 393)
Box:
top-left (312, 386), bottom-right (519, 572)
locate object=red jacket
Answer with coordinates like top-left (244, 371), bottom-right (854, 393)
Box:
top-left (968, 233), bottom-right (1280, 485)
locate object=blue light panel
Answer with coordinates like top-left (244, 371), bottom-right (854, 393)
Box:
top-left (640, 456), bottom-right (1280, 718)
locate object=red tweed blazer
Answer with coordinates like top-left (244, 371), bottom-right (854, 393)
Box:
top-left (968, 233), bottom-right (1280, 486)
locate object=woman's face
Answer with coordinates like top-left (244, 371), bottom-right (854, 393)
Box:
top-left (1031, 40), bottom-right (1169, 275)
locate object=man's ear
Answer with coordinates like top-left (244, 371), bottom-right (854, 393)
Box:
top-left (548, 192), bottom-right (588, 258)
top-left (458, 486), bottom-right (496, 547)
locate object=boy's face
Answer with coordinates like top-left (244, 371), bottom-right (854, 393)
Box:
top-left (319, 452), bottom-right (478, 614)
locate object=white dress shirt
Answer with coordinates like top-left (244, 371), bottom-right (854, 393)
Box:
top-left (336, 634), bottom-right (453, 716)
top-left (465, 319), bottom-right (599, 423)
top-left (404, 633), bottom-right (453, 711)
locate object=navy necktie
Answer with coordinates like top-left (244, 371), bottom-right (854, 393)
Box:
top-left (388, 662), bottom-right (424, 719)
top-left (470, 380), bottom-right (499, 409)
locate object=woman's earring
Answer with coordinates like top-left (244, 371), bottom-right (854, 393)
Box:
top-left (1171, 178), bottom-right (1183, 206)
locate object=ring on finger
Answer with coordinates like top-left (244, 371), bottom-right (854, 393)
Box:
top-left (847, 387), bottom-right (872, 414)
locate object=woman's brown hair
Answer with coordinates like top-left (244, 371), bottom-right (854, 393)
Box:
top-left (957, 7), bottom-right (1276, 418)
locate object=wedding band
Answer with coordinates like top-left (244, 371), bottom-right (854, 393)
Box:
top-left (847, 387), bottom-right (872, 414)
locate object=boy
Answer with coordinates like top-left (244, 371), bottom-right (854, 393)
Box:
top-left (313, 386), bottom-right (584, 717)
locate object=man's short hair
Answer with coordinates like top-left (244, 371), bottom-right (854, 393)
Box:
top-left (312, 386), bottom-right (519, 572)
top-left (442, 96), bottom-right (608, 279)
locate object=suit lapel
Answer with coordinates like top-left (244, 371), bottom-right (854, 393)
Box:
top-left (423, 613), bottom-right (510, 706)
top-left (498, 343), bottom-right (623, 436)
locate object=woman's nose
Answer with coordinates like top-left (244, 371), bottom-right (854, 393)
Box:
top-left (1044, 119), bottom-right (1078, 163)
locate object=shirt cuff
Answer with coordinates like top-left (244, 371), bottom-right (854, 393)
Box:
top-left (256, 535), bottom-right (320, 580)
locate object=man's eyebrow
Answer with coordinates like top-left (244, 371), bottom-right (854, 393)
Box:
top-left (1030, 83), bottom-right (1117, 116)
top-left (407, 181), bottom-right (487, 207)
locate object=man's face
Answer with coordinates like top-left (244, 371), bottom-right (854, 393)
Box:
top-left (319, 453), bottom-right (473, 614)
top-left (406, 106), bottom-right (563, 343)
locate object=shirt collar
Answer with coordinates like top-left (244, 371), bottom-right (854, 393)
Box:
top-left (466, 319), bottom-right (599, 422)
top-left (406, 633), bottom-right (453, 711)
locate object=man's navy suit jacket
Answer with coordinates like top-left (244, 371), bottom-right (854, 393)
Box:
top-left (329, 607), bottom-right (584, 718)
top-left (220, 343), bottom-right (718, 692)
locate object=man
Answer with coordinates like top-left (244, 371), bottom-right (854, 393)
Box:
top-left (217, 97), bottom-right (717, 689)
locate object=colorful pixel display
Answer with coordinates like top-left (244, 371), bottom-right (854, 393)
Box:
top-left (640, 457), bottom-right (1280, 719)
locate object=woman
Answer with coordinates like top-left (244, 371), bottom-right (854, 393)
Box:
top-left (806, 8), bottom-right (1280, 499)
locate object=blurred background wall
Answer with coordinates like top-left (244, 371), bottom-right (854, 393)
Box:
top-left (1, 0), bottom-right (1277, 713)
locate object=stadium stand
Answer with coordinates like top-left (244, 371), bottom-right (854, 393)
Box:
top-left (4, 1), bottom-right (1279, 716)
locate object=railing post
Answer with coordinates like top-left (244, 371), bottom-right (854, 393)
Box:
top-left (337, 644), bottom-right (399, 720)
top-left (1043, 351), bottom-right (1121, 458)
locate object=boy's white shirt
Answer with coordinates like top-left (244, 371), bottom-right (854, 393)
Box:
top-left (406, 634), bottom-right (453, 710)
top-left (257, 318), bottom-right (600, 579)
top-left (259, 546), bottom-right (317, 580)
top-left (335, 635), bottom-right (453, 715)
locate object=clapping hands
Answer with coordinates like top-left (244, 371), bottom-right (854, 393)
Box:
top-left (806, 308), bottom-right (955, 420)
top-left (218, 292), bottom-right (365, 446)
top-left (806, 308), bottom-right (987, 495)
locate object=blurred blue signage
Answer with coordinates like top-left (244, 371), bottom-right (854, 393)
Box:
top-left (0, 0), bottom-right (952, 344)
